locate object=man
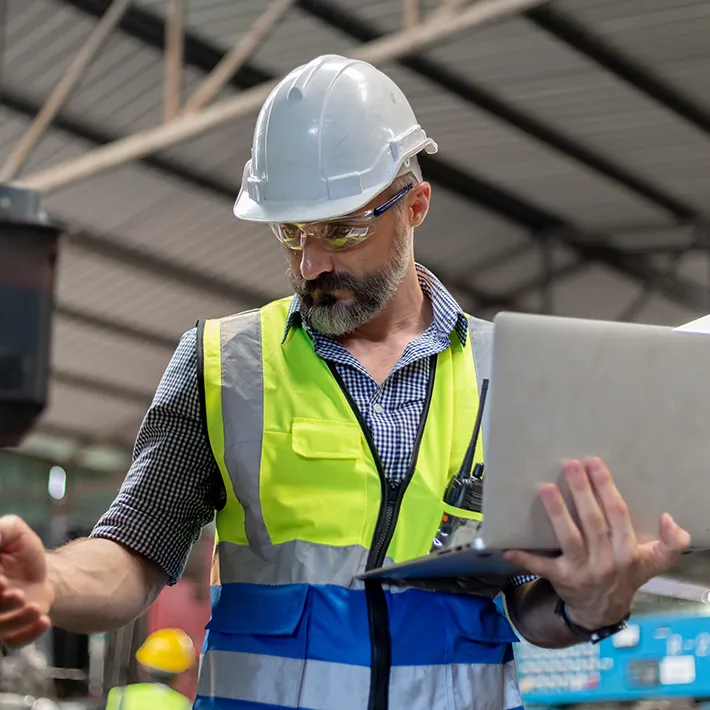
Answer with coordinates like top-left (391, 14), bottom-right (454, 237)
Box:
top-left (105, 628), bottom-right (195, 710)
top-left (0, 55), bottom-right (689, 710)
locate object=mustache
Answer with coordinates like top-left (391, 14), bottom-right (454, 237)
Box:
top-left (295, 271), bottom-right (361, 294)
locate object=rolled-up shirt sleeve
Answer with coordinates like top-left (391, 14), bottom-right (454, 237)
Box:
top-left (91, 328), bottom-right (221, 585)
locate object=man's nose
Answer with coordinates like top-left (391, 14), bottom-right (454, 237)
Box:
top-left (299, 235), bottom-right (334, 281)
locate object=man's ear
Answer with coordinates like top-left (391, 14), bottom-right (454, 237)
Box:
top-left (409, 182), bottom-right (431, 228)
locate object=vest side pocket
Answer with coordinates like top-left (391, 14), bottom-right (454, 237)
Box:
top-left (202, 583), bottom-right (311, 707)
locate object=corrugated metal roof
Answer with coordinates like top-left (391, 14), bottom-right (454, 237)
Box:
top-left (4, 0), bottom-right (710, 464)
top-left (559, 0), bottom-right (710, 106)
top-left (414, 185), bottom-right (529, 282)
top-left (136, 0), bottom-right (283, 48)
top-left (425, 13), bottom-right (710, 211)
top-left (385, 65), bottom-right (673, 228)
top-left (51, 318), bottom-right (173, 394)
top-left (6, 0), bottom-right (207, 134)
top-left (55, 245), bottom-right (245, 337)
top-left (41, 382), bottom-right (146, 443)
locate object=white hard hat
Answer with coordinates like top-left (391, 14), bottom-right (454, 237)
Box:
top-left (234, 54), bottom-right (438, 224)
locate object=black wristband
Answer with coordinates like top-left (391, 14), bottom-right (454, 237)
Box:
top-left (554, 597), bottom-right (630, 645)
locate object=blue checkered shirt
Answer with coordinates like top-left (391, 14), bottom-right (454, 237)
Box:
top-left (92, 264), bottom-right (535, 591)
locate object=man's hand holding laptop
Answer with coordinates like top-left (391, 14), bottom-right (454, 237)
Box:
top-left (504, 457), bottom-right (691, 631)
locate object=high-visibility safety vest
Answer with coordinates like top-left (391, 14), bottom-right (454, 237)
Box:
top-left (105, 683), bottom-right (191, 710)
top-left (196, 297), bottom-right (522, 710)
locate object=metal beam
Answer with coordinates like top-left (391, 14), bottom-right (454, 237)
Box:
top-left (55, 304), bottom-right (177, 351)
top-left (403, 0), bottom-right (420, 29)
top-left (570, 239), bottom-right (710, 313)
top-left (615, 227), bottom-right (708, 322)
top-left (163, 0), bottom-right (184, 121)
top-left (435, 0), bottom-right (468, 16)
top-left (449, 264), bottom-right (581, 313)
top-left (183, 0), bottom-right (297, 114)
top-left (2, 90), bottom-right (280, 320)
top-left (2, 89), bottom-right (507, 315)
top-left (52, 370), bottom-right (154, 406)
top-left (1, 89), bottom-right (236, 199)
top-left (525, 5), bottom-right (710, 143)
top-left (499, 258), bottom-right (585, 309)
top-left (297, 0), bottom-right (697, 222)
top-left (59, 0), bottom-right (271, 88)
top-left (0, 0), bottom-right (131, 181)
top-left (421, 152), bottom-right (563, 232)
top-left (65, 228), bottom-right (274, 307)
top-left (22, 0), bottom-right (549, 192)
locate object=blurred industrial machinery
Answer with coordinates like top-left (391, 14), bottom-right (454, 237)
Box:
top-left (518, 611), bottom-right (710, 709)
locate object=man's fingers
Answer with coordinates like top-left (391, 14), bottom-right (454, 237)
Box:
top-left (564, 460), bottom-right (611, 556)
top-left (0, 604), bottom-right (43, 634)
top-left (0, 515), bottom-right (27, 552)
top-left (538, 481), bottom-right (585, 560)
top-left (587, 458), bottom-right (636, 551)
top-left (503, 549), bottom-right (558, 578)
top-left (638, 514), bottom-right (691, 574)
top-left (0, 590), bottom-right (25, 614)
top-left (2, 616), bottom-right (51, 648)
top-left (659, 514), bottom-right (692, 551)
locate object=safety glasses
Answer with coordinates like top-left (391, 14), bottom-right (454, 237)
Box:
top-left (270, 184), bottom-right (413, 252)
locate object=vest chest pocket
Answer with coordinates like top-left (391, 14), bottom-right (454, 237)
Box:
top-left (261, 418), bottom-right (374, 547)
top-left (291, 418), bottom-right (362, 459)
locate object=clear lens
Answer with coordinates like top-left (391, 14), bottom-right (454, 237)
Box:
top-left (268, 183), bottom-right (412, 251)
top-left (271, 216), bottom-right (375, 251)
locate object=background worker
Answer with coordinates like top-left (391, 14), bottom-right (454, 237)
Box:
top-left (0, 55), bottom-right (690, 710)
top-left (105, 628), bottom-right (195, 710)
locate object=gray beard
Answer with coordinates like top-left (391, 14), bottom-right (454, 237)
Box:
top-left (288, 226), bottom-right (411, 337)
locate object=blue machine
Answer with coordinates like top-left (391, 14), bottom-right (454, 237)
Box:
top-left (515, 612), bottom-right (710, 705)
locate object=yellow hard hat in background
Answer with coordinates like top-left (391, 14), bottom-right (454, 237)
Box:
top-left (135, 628), bottom-right (196, 674)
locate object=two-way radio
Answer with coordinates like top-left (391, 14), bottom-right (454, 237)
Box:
top-left (430, 378), bottom-right (489, 552)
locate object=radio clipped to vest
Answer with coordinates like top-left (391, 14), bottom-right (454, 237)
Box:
top-left (430, 379), bottom-right (489, 553)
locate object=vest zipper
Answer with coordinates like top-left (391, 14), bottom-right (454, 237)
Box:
top-left (364, 354), bottom-right (437, 571)
top-left (327, 355), bottom-right (438, 710)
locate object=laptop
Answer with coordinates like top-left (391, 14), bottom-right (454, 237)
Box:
top-left (360, 311), bottom-right (710, 587)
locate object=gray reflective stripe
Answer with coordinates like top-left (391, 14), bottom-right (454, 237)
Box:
top-left (198, 652), bottom-right (303, 708)
top-left (198, 650), bottom-right (519, 710)
top-left (216, 540), bottom-right (493, 595)
top-left (216, 539), bottom-right (370, 587)
top-left (219, 310), bottom-right (271, 550)
top-left (454, 660), bottom-right (523, 710)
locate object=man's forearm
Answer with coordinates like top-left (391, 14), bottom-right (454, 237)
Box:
top-left (506, 578), bottom-right (587, 649)
top-left (47, 538), bottom-right (167, 634)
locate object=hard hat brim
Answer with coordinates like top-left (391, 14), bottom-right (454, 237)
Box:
top-left (233, 182), bottom-right (387, 224)
top-left (234, 140), bottom-right (438, 225)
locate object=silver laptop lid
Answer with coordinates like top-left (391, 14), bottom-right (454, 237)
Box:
top-left (480, 312), bottom-right (710, 551)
